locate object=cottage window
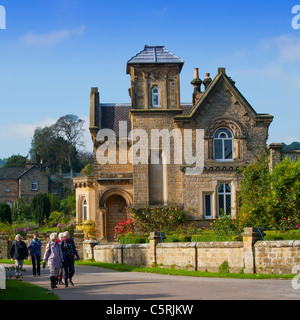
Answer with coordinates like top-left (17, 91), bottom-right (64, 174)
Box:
top-left (31, 180), bottom-right (38, 191)
top-left (6, 186), bottom-right (10, 193)
top-left (218, 183), bottom-right (232, 217)
top-left (152, 86), bottom-right (160, 108)
top-left (214, 128), bottom-right (233, 161)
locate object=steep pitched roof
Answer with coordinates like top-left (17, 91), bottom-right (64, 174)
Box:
top-left (0, 167), bottom-right (25, 179)
top-left (174, 70), bottom-right (274, 122)
top-left (127, 45), bottom-right (184, 73)
top-left (0, 165), bottom-right (47, 180)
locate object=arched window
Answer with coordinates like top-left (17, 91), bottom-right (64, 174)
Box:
top-left (218, 183), bottom-right (232, 216)
top-left (152, 86), bottom-right (160, 108)
top-left (214, 128), bottom-right (233, 161)
top-left (31, 180), bottom-right (38, 191)
top-left (82, 198), bottom-right (87, 222)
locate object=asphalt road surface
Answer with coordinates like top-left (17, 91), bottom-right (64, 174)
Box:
top-left (16, 264), bottom-right (300, 301)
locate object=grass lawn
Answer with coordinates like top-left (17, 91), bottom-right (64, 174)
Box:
top-left (0, 280), bottom-right (59, 300)
top-left (74, 260), bottom-right (295, 280)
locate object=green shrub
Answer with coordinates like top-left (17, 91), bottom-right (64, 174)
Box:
top-left (219, 261), bottom-right (230, 274)
top-left (31, 194), bottom-right (51, 226)
top-left (0, 203), bottom-right (12, 224)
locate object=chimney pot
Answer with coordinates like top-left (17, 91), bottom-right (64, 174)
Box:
top-left (194, 68), bottom-right (199, 79)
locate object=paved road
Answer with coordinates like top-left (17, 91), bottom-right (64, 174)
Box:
top-left (16, 265), bottom-right (300, 300)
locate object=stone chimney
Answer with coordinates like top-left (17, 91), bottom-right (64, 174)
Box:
top-left (203, 73), bottom-right (212, 90)
top-left (89, 87), bottom-right (100, 142)
top-left (191, 68), bottom-right (202, 106)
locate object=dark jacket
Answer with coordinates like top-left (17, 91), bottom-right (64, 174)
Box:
top-left (10, 240), bottom-right (28, 260)
top-left (28, 239), bottom-right (42, 257)
top-left (61, 238), bottom-right (79, 259)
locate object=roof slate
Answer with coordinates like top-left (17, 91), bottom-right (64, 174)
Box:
top-left (0, 167), bottom-right (25, 179)
top-left (127, 45), bottom-right (184, 65)
top-left (100, 104), bottom-right (193, 136)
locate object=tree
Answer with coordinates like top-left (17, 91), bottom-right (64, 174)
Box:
top-left (0, 203), bottom-right (12, 224)
top-left (30, 125), bottom-right (68, 172)
top-left (31, 194), bottom-right (51, 226)
top-left (3, 154), bottom-right (27, 168)
top-left (54, 114), bottom-right (85, 179)
top-left (238, 154), bottom-right (300, 229)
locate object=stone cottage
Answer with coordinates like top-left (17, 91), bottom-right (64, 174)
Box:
top-left (0, 165), bottom-right (49, 205)
top-left (74, 45), bottom-right (275, 242)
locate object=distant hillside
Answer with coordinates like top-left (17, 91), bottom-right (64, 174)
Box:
top-left (282, 142), bottom-right (300, 151)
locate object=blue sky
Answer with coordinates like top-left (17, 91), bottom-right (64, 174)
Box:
top-left (0, 0), bottom-right (299, 158)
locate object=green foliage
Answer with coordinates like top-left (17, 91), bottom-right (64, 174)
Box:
top-left (10, 199), bottom-right (32, 222)
top-left (2, 154), bottom-right (27, 168)
top-left (0, 203), bottom-right (12, 224)
top-left (79, 163), bottom-right (94, 176)
top-left (31, 194), bottom-right (51, 226)
top-left (238, 155), bottom-right (300, 229)
top-left (219, 261), bottom-right (230, 274)
top-left (130, 205), bottom-right (187, 234)
top-left (49, 194), bottom-right (60, 212)
top-left (269, 158), bottom-right (300, 227)
top-left (60, 194), bottom-right (76, 216)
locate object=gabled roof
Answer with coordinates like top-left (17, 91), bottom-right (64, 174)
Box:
top-left (0, 165), bottom-right (46, 180)
top-left (174, 70), bottom-right (274, 122)
top-left (17, 165), bottom-right (45, 179)
top-left (127, 45), bottom-right (184, 73)
top-left (0, 167), bottom-right (25, 179)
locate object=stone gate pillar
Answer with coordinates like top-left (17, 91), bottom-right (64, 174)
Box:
top-left (242, 227), bottom-right (265, 274)
top-left (148, 232), bottom-right (165, 267)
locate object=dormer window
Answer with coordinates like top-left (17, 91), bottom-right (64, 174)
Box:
top-left (214, 128), bottom-right (233, 161)
top-left (31, 180), bottom-right (38, 191)
top-left (152, 86), bottom-right (160, 108)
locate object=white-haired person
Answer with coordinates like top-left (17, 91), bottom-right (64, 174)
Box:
top-left (60, 231), bottom-right (80, 287)
top-left (42, 233), bottom-right (64, 289)
top-left (56, 232), bottom-right (65, 285)
top-left (9, 234), bottom-right (28, 277)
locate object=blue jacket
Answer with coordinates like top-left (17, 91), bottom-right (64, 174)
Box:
top-left (28, 239), bottom-right (42, 257)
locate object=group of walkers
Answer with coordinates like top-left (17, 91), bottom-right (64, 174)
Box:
top-left (9, 231), bottom-right (80, 289)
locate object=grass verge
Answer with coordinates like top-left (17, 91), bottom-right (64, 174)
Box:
top-left (74, 260), bottom-right (295, 280)
top-left (0, 280), bottom-right (59, 300)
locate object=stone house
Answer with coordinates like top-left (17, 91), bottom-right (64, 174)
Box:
top-left (74, 45), bottom-right (276, 242)
top-left (0, 165), bottom-right (49, 205)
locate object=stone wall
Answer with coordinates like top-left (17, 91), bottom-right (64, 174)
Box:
top-left (255, 240), bottom-right (300, 274)
top-left (89, 229), bottom-right (300, 274)
top-left (1, 229), bottom-right (300, 274)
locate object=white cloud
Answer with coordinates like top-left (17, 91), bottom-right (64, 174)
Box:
top-left (0, 118), bottom-right (57, 140)
top-left (261, 34), bottom-right (300, 62)
top-left (20, 25), bottom-right (86, 47)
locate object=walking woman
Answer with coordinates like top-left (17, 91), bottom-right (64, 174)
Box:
top-left (28, 233), bottom-right (42, 276)
top-left (9, 234), bottom-right (28, 277)
top-left (56, 232), bottom-right (65, 285)
top-left (61, 231), bottom-right (80, 287)
top-left (43, 233), bottom-right (64, 289)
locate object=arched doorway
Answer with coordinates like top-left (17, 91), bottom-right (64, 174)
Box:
top-left (106, 195), bottom-right (128, 241)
